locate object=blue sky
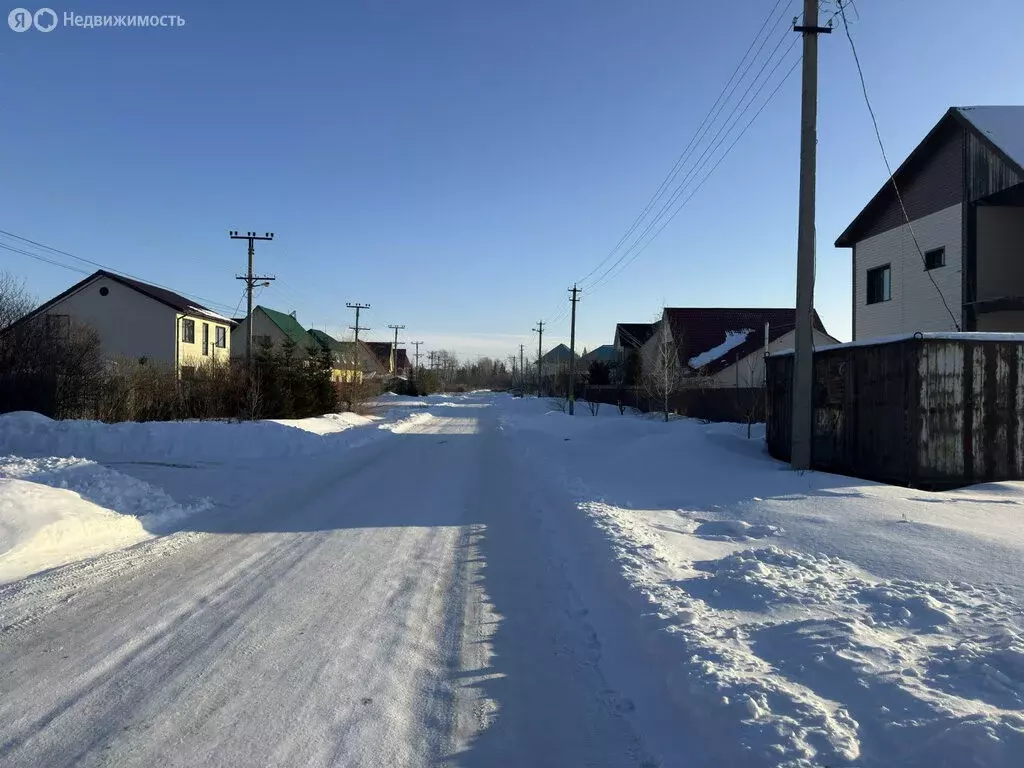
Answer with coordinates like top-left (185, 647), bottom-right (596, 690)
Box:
top-left (3, 0), bottom-right (1024, 360)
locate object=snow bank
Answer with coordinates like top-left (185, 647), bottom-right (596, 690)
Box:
top-left (497, 395), bottom-right (1024, 767)
top-left (0, 456), bottom-right (211, 583)
top-left (0, 410), bottom-right (394, 462)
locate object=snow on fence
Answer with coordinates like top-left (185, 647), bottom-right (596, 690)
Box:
top-left (766, 335), bottom-right (1024, 489)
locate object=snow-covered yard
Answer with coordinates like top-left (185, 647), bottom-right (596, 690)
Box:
top-left (0, 393), bottom-right (1021, 767)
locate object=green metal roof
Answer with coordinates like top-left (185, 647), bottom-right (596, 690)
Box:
top-left (307, 328), bottom-right (343, 352)
top-left (257, 306), bottom-right (311, 347)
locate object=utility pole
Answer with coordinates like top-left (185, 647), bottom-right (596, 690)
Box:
top-left (567, 284), bottom-right (581, 415)
top-left (346, 302), bottom-right (371, 376)
top-left (532, 321), bottom-right (545, 397)
top-left (791, 0), bottom-right (830, 469)
top-left (346, 303), bottom-right (371, 346)
top-left (230, 230), bottom-right (275, 368)
top-left (519, 344), bottom-right (525, 387)
top-left (411, 341), bottom-right (424, 371)
top-left (387, 324), bottom-right (405, 375)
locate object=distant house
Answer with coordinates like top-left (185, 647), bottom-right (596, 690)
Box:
top-left (836, 106), bottom-right (1024, 339)
top-left (581, 344), bottom-right (618, 366)
top-left (540, 343), bottom-right (578, 371)
top-left (307, 330), bottom-right (382, 382)
top-left (641, 307), bottom-right (837, 388)
top-left (231, 306), bottom-right (312, 360)
top-left (363, 341), bottom-right (412, 378)
top-left (8, 269), bottom-right (234, 376)
top-left (613, 323), bottom-right (655, 353)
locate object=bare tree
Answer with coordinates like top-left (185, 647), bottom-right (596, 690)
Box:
top-left (0, 271), bottom-right (35, 330)
top-left (642, 327), bottom-right (685, 422)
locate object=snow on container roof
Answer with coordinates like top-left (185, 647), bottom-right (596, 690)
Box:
top-left (769, 332), bottom-right (1024, 357)
top-left (956, 106), bottom-right (1024, 171)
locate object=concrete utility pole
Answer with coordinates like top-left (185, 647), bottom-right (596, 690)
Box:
top-left (532, 321), bottom-right (545, 397)
top-left (387, 324), bottom-right (405, 375)
top-left (230, 231), bottom-right (275, 368)
top-left (567, 284), bottom-right (582, 415)
top-left (791, 0), bottom-right (830, 470)
top-left (411, 341), bottom-right (423, 371)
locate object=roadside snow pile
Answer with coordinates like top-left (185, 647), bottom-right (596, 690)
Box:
top-left (0, 410), bottom-right (394, 462)
top-left (497, 396), bottom-right (1024, 767)
top-left (583, 501), bottom-right (1024, 767)
top-left (0, 456), bottom-right (211, 583)
top-left (269, 412), bottom-right (374, 435)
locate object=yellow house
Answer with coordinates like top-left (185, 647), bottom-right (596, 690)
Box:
top-left (15, 269), bottom-right (236, 377)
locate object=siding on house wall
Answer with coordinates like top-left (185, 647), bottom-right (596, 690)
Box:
top-left (43, 275), bottom-right (176, 364)
top-left (177, 313), bottom-right (232, 368)
top-left (857, 120), bottom-right (965, 242)
top-left (854, 203), bottom-right (963, 340)
top-left (710, 329), bottom-right (837, 387)
top-left (977, 311), bottom-right (1024, 332)
top-left (976, 206), bottom-right (1024, 302)
top-left (230, 312), bottom-right (307, 358)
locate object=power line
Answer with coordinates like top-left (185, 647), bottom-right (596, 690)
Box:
top-left (837, 1), bottom-right (961, 331)
top-left (0, 241), bottom-right (92, 276)
top-left (575, 0), bottom-right (796, 289)
top-left (588, 50), bottom-right (803, 294)
top-left (584, 31), bottom-right (801, 293)
top-left (0, 230), bottom-right (242, 316)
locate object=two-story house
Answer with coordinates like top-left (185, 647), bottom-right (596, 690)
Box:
top-left (836, 106), bottom-right (1024, 339)
top-left (10, 270), bottom-right (234, 375)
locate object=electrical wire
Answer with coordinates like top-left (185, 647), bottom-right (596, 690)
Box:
top-left (838, 1), bottom-right (961, 331)
top-left (575, 0), bottom-right (796, 289)
top-left (0, 241), bottom-right (93, 276)
top-left (0, 230), bottom-right (243, 317)
top-left (588, 50), bottom-right (803, 294)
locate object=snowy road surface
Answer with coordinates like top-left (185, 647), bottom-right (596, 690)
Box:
top-left (0, 403), bottom-right (662, 767)
top-left (3, 394), bottom-right (1023, 767)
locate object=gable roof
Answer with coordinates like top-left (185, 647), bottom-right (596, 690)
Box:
top-left (257, 306), bottom-right (311, 347)
top-left (363, 341), bottom-right (393, 370)
top-left (541, 343), bottom-right (578, 365)
top-left (307, 328), bottom-right (343, 352)
top-left (664, 307), bottom-right (829, 375)
top-left (9, 269), bottom-right (233, 331)
top-left (836, 106), bottom-right (1024, 247)
top-left (581, 344), bottom-right (618, 364)
top-left (614, 323), bottom-right (655, 349)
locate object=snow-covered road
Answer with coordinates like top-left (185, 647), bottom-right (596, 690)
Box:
top-left (0, 403), bottom-right (662, 767)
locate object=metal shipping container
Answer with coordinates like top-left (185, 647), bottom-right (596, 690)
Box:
top-left (766, 334), bottom-right (1024, 489)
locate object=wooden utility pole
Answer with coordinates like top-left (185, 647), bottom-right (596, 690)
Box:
top-left (791, 0), bottom-right (830, 469)
top-left (230, 230), bottom-right (275, 368)
top-left (387, 324), bottom-right (405, 375)
top-left (346, 302), bottom-right (371, 376)
top-left (567, 284), bottom-right (581, 415)
top-left (519, 344), bottom-right (525, 386)
top-left (411, 340), bottom-right (423, 371)
top-left (532, 321), bottom-right (545, 397)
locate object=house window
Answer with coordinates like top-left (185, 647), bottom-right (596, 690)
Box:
top-left (215, 326), bottom-right (227, 348)
top-left (866, 265), bottom-right (891, 304)
top-left (202, 323), bottom-right (209, 356)
top-left (182, 318), bottom-right (195, 343)
top-left (925, 247), bottom-right (945, 270)
top-left (257, 335), bottom-right (272, 347)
